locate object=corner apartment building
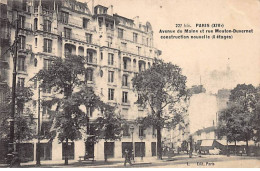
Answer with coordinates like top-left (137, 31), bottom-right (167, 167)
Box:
top-left (0, 0), bottom-right (162, 162)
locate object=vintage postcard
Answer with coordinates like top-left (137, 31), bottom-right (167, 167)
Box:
top-left (0, 0), bottom-right (259, 168)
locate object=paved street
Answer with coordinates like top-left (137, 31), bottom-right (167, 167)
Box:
top-left (1, 154), bottom-right (259, 168)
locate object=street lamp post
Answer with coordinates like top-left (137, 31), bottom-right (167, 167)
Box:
top-left (7, 11), bottom-right (19, 166)
top-left (36, 82), bottom-right (41, 166)
top-left (130, 125), bottom-right (135, 162)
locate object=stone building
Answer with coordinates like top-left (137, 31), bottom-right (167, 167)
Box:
top-left (0, 0), bottom-right (161, 161)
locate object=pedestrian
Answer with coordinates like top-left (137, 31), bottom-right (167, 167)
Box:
top-left (124, 149), bottom-right (132, 166)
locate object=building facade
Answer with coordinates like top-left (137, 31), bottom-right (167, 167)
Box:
top-left (0, 0), bottom-right (161, 161)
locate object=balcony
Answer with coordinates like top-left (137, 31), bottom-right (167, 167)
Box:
top-left (61, 32), bottom-right (97, 45)
top-left (18, 44), bottom-right (32, 53)
top-left (18, 22), bottom-right (32, 31)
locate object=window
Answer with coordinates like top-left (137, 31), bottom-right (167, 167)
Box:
top-left (42, 84), bottom-right (51, 94)
top-left (137, 46), bottom-right (141, 55)
top-left (43, 59), bottom-right (52, 70)
top-left (18, 15), bottom-right (25, 29)
top-left (146, 38), bottom-right (149, 46)
top-left (17, 78), bottom-right (25, 88)
top-left (34, 18), bottom-right (38, 30)
top-left (107, 37), bottom-right (112, 47)
top-left (19, 36), bottom-right (26, 50)
top-left (35, 38), bottom-right (37, 47)
top-left (108, 53), bottom-right (114, 65)
top-left (121, 42), bottom-right (127, 51)
top-left (137, 94), bottom-right (142, 104)
top-left (87, 51), bottom-right (93, 63)
top-left (123, 59), bottom-right (127, 70)
top-left (86, 68), bottom-right (93, 81)
top-left (43, 39), bottom-right (52, 53)
top-left (100, 52), bottom-right (103, 60)
top-left (108, 71), bottom-right (114, 83)
top-left (83, 18), bottom-right (89, 28)
top-left (43, 20), bottom-right (51, 32)
top-left (64, 27), bottom-right (71, 39)
top-left (122, 75), bottom-right (128, 87)
top-left (139, 126), bottom-right (144, 137)
top-left (133, 33), bottom-right (138, 43)
top-left (123, 124), bottom-right (130, 136)
top-left (17, 56), bottom-right (25, 71)
top-left (42, 104), bottom-right (51, 117)
top-left (87, 106), bottom-right (93, 117)
top-left (122, 91), bottom-right (128, 103)
top-left (60, 11), bottom-right (69, 24)
top-left (152, 126), bottom-right (156, 136)
top-left (108, 88), bottom-right (114, 100)
top-left (118, 28), bottom-right (123, 38)
top-left (85, 33), bottom-right (92, 44)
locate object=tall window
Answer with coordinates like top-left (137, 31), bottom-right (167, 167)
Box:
top-left (64, 27), bottom-right (71, 39)
top-left (85, 33), bottom-right (92, 44)
top-left (86, 68), bottom-right (93, 81)
top-left (43, 59), bottom-right (52, 70)
top-left (17, 78), bottom-right (25, 88)
top-left (42, 104), bottom-right (51, 117)
top-left (87, 51), bottom-right (93, 63)
top-left (137, 46), bottom-right (141, 55)
top-left (19, 36), bottom-right (26, 50)
top-left (34, 18), bottom-right (38, 30)
top-left (108, 71), bottom-right (114, 83)
top-left (60, 11), bottom-right (69, 24)
top-left (18, 15), bottom-right (25, 29)
top-left (122, 91), bottom-right (128, 103)
top-left (108, 53), bottom-right (114, 65)
top-left (43, 20), bottom-right (52, 32)
top-left (43, 39), bottom-right (52, 53)
top-left (108, 88), bottom-right (114, 100)
top-left (123, 124), bottom-right (130, 136)
top-left (139, 126), bottom-right (144, 137)
top-left (107, 37), bottom-right (112, 47)
top-left (118, 28), bottom-right (123, 39)
top-left (122, 75), bottom-right (128, 87)
top-left (87, 106), bottom-right (93, 117)
top-left (133, 33), bottom-right (138, 43)
top-left (83, 18), bottom-right (89, 28)
top-left (123, 59), bottom-right (128, 70)
top-left (17, 56), bottom-right (25, 71)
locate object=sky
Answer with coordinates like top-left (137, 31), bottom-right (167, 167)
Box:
top-left (81, 0), bottom-right (260, 93)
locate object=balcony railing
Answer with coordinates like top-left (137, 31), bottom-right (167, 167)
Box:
top-left (18, 22), bottom-right (32, 31)
top-left (18, 44), bottom-right (32, 52)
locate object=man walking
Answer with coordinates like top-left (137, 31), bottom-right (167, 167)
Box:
top-left (124, 149), bottom-right (132, 166)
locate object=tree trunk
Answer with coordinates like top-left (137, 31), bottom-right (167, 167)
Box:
top-left (234, 140), bottom-right (237, 156)
top-left (65, 138), bottom-right (69, 165)
top-left (156, 109), bottom-right (162, 160)
top-left (157, 126), bottom-right (162, 160)
top-left (246, 139), bottom-right (249, 156)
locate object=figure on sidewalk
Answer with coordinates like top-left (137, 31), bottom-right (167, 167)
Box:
top-left (124, 149), bottom-right (132, 166)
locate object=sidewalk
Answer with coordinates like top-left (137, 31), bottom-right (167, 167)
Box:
top-left (1, 156), bottom-right (159, 168)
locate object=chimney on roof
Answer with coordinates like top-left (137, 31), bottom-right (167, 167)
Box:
top-left (133, 16), bottom-right (139, 27)
top-left (110, 5), bottom-right (113, 15)
top-left (92, 0), bottom-right (94, 15)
